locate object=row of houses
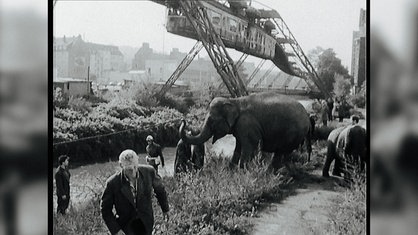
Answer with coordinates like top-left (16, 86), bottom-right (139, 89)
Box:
top-left (53, 36), bottom-right (313, 98)
top-left (53, 35), bottom-right (125, 80)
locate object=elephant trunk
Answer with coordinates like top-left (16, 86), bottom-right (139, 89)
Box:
top-left (179, 118), bottom-right (213, 145)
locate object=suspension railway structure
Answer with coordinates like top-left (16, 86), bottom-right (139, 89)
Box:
top-left (151, 0), bottom-right (331, 100)
top-left (55, 0), bottom-right (330, 99)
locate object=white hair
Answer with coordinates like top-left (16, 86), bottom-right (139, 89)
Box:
top-left (119, 149), bottom-right (139, 168)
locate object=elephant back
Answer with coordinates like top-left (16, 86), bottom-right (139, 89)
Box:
top-left (347, 125), bottom-right (367, 155)
top-left (238, 92), bottom-right (311, 151)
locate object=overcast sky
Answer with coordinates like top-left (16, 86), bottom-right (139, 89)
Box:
top-left (54, 0), bottom-right (366, 71)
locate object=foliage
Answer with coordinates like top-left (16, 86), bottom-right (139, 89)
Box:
top-left (68, 96), bottom-right (92, 113)
top-left (53, 103), bottom-right (190, 166)
top-left (53, 87), bottom-right (68, 109)
top-left (327, 173), bottom-right (366, 234)
top-left (316, 48), bottom-right (349, 95)
top-left (159, 94), bottom-right (191, 114)
top-left (350, 83), bottom-right (366, 108)
top-left (53, 152), bottom-right (299, 235)
top-left (123, 82), bottom-right (160, 108)
top-left (333, 73), bottom-right (352, 99)
top-left (307, 46), bottom-right (325, 68)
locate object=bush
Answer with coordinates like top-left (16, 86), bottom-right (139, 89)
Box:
top-left (68, 96), bottom-right (92, 113)
top-left (54, 152), bottom-right (298, 235)
top-left (53, 104), bottom-right (189, 166)
top-left (159, 94), bottom-right (190, 114)
top-left (327, 173), bottom-right (366, 234)
top-left (350, 93), bottom-right (365, 108)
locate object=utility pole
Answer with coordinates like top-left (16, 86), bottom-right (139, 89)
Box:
top-left (87, 66), bottom-right (90, 96)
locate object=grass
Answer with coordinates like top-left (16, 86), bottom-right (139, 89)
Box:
top-left (52, 148), bottom-right (312, 234)
top-left (326, 169), bottom-right (367, 234)
top-left (52, 140), bottom-right (365, 234)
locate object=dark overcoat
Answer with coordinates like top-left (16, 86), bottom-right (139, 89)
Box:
top-left (101, 165), bottom-right (169, 235)
top-left (55, 167), bottom-right (70, 197)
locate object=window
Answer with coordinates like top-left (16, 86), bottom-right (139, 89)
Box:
top-left (208, 10), bottom-right (221, 26)
top-left (228, 18), bottom-right (238, 32)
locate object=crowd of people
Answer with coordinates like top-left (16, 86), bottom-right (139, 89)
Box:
top-left (311, 97), bottom-right (355, 127)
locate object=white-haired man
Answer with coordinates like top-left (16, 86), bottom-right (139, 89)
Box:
top-left (101, 149), bottom-right (169, 235)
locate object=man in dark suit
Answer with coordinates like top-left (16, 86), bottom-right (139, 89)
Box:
top-left (101, 149), bottom-right (169, 235)
top-left (55, 155), bottom-right (71, 214)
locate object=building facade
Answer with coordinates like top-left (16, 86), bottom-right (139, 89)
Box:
top-left (351, 8), bottom-right (366, 94)
top-left (53, 35), bottom-right (125, 82)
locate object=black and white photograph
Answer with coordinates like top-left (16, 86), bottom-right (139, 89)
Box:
top-left (52, 0), bottom-right (367, 234)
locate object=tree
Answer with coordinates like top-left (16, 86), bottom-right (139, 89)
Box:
top-left (307, 46), bottom-right (325, 68)
top-left (316, 48), bottom-right (349, 95)
top-left (333, 73), bottom-right (351, 99)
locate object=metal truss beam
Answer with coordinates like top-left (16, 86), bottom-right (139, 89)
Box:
top-left (178, 0), bottom-right (248, 97)
top-left (245, 59), bottom-right (266, 86)
top-left (156, 41), bottom-right (203, 98)
top-left (253, 63), bottom-right (275, 88)
top-left (270, 17), bottom-right (331, 99)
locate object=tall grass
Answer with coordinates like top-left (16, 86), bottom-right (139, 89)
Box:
top-left (53, 152), bottom-right (298, 235)
top-left (327, 169), bottom-right (366, 234)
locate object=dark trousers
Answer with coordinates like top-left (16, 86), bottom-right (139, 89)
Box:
top-left (123, 218), bottom-right (148, 235)
top-left (147, 158), bottom-right (160, 174)
top-left (57, 195), bottom-right (70, 214)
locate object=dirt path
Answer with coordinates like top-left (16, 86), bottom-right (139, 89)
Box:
top-left (251, 170), bottom-right (346, 235)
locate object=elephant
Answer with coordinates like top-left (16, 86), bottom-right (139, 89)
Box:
top-left (323, 124), bottom-right (367, 178)
top-left (179, 92), bottom-right (313, 170)
top-left (337, 124), bottom-right (367, 176)
top-left (322, 126), bottom-right (347, 177)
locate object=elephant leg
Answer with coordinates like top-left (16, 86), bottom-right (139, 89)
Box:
top-left (229, 141), bottom-right (241, 169)
top-left (239, 145), bottom-right (255, 169)
top-left (322, 141), bottom-right (335, 177)
top-left (268, 152), bottom-right (283, 173)
top-left (333, 149), bottom-right (344, 177)
top-left (282, 153), bottom-right (293, 171)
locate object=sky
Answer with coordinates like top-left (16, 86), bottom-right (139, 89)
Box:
top-left (54, 0), bottom-right (366, 72)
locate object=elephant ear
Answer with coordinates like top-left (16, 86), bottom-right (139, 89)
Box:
top-left (222, 102), bottom-right (239, 129)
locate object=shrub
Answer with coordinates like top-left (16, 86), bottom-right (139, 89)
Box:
top-left (158, 94), bottom-right (190, 114)
top-left (53, 87), bottom-right (69, 109)
top-left (54, 152), bottom-right (298, 235)
top-left (350, 93), bottom-right (365, 108)
top-left (53, 105), bottom-right (187, 166)
top-left (68, 96), bottom-right (92, 113)
top-left (327, 173), bottom-right (366, 234)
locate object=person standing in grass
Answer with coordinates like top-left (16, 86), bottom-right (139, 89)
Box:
top-left (101, 149), bottom-right (169, 235)
top-left (145, 135), bottom-right (165, 174)
top-left (55, 155), bottom-right (71, 215)
top-left (174, 134), bottom-right (192, 175)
